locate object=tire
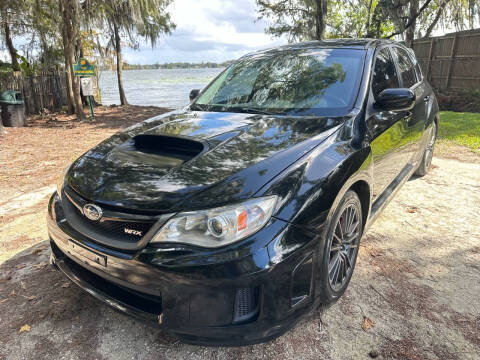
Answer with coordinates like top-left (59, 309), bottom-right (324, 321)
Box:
top-left (415, 121), bottom-right (437, 177)
top-left (318, 190), bottom-right (363, 304)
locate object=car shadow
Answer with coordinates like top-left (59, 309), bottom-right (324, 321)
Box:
top-left (0, 241), bottom-right (181, 358)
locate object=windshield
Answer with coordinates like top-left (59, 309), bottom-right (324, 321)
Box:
top-left (193, 48), bottom-right (365, 116)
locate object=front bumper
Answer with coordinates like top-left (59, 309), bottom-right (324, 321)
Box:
top-left (48, 193), bottom-right (319, 346)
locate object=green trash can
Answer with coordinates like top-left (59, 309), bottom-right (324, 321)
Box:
top-left (0, 90), bottom-right (25, 127)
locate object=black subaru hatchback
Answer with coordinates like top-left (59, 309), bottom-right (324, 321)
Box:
top-left (48, 39), bottom-right (438, 345)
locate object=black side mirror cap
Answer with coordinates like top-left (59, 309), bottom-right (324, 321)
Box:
top-left (189, 89), bottom-right (200, 101)
top-left (375, 88), bottom-right (416, 111)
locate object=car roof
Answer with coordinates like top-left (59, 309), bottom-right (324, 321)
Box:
top-left (245, 38), bottom-right (398, 58)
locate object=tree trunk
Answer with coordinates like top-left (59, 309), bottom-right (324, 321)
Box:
top-left (2, 10), bottom-right (20, 72)
top-left (69, 0), bottom-right (85, 119)
top-left (60, 0), bottom-right (85, 120)
top-left (365, 0), bottom-right (374, 37)
top-left (367, 5), bottom-right (379, 38)
top-left (113, 21), bottom-right (128, 106)
top-left (314, 0), bottom-right (328, 40)
top-left (405, 0), bottom-right (418, 48)
top-left (60, 0), bottom-right (75, 114)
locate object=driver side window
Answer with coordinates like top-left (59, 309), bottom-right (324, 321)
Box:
top-left (372, 48), bottom-right (400, 98)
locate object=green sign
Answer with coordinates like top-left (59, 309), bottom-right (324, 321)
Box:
top-left (73, 58), bottom-right (96, 77)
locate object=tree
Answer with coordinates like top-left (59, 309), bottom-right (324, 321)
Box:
top-left (87, 0), bottom-right (175, 106)
top-left (30, 0), bottom-right (64, 68)
top-left (329, 0), bottom-right (394, 38)
top-left (383, 0), bottom-right (435, 46)
top-left (256, 0), bottom-right (329, 42)
top-left (0, 0), bottom-right (31, 72)
top-left (417, 0), bottom-right (451, 39)
top-left (417, 0), bottom-right (479, 38)
top-left (371, 0), bottom-right (478, 46)
top-left (59, 0), bottom-right (85, 119)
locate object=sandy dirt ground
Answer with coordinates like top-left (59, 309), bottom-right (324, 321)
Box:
top-left (0, 108), bottom-right (479, 359)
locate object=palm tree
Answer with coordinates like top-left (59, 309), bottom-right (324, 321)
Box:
top-left (89, 0), bottom-right (175, 106)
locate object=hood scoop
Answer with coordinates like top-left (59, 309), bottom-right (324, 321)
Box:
top-left (105, 134), bottom-right (206, 170)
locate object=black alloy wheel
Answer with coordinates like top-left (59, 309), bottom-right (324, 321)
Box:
top-left (415, 121), bottom-right (437, 176)
top-left (319, 190), bottom-right (363, 303)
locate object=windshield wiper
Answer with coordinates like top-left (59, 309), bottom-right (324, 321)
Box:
top-left (189, 103), bottom-right (209, 111)
top-left (226, 107), bottom-right (281, 115)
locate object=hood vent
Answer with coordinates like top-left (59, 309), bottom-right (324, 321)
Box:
top-left (133, 135), bottom-right (205, 161)
top-left (105, 135), bottom-right (206, 170)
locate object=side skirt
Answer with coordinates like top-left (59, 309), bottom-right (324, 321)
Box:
top-left (365, 163), bottom-right (415, 231)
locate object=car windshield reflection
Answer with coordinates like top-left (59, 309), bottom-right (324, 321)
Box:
top-left (193, 48), bottom-right (366, 116)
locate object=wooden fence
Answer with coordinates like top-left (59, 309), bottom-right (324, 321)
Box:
top-left (412, 29), bottom-right (480, 90)
top-left (0, 70), bottom-right (69, 115)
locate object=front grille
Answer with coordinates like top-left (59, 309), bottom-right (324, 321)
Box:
top-left (81, 216), bottom-right (154, 242)
top-left (62, 187), bottom-right (156, 244)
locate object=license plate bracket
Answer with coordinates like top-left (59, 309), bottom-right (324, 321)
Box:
top-left (67, 240), bottom-right (107, 267)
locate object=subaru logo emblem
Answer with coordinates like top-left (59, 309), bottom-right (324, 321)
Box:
top-left (83, 203), bottom-right (103, 221)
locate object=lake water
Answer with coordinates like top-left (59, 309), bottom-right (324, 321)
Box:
top-left (98, 68), bottom-right (222, 109)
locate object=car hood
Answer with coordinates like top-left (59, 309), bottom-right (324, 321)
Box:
top-left (67, 110), bottom-right (346, 213)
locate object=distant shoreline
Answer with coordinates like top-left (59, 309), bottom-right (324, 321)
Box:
top-left (99, 61), bottom-right (232, 71)
top-left (98, 67), bottom-right (224, 71)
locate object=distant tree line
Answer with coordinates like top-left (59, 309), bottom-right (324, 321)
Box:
top-left (105, 60), bottom-right (235, 71)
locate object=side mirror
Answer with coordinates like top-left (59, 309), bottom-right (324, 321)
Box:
top-left (189, 89), bottom-right (200, 101)
top-left (375, 88), bottom-right (415, 111)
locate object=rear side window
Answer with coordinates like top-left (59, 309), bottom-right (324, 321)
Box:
top-left (408, 49), bottom-right (423, 81)
top-left (372, 48), bottom-right (399, 98)
top-left (393, 47), bottom-right (418, 88)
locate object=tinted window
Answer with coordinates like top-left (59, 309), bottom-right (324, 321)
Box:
top-left (372, 48), bottom-right (399, 98)
top-left (194, 49), bottom-right (365, 116)
top-left (408, 49), bottom-right (423, 81)
top-left (393, 47), bottom-right (418, 88)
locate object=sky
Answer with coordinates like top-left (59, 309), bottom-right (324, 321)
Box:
top-left (122, 0), bottom-right (286, 64)
top-left (0, 0), bottom-right (285, 65)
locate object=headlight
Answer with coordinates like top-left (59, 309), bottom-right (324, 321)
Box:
top-left (150, 196), bottom-right (277, 248)
top-left (56, 163), bottom-right (71, 195)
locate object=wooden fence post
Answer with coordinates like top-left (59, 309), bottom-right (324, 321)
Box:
top-left (426, 38), bottom-right (434, 82)
top-left (445, 35), bottom-right (458, 89)
top-left (0, 70), bottom-right (70, 116)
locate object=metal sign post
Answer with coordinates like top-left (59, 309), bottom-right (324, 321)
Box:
top-left (74, 58), bottom-right (97, 120)
top-left (80, 77), bottom-right (95, 120)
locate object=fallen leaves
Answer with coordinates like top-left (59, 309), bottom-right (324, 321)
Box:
top-left (33, 262), bottom-right (48, 270)
top-left (22, 295), bottom-right (37, 302)
top-left (31, 246), bottom-right (47, 256)
top-left (406, 206), bottom-right (419, 214)
top-left (61, 282), bottom-right (70, 288)
top-left (362, 316), bottom-right (375, 332)
top-left (19, 324), bottom-right (31, 333)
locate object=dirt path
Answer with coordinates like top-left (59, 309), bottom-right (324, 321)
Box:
top-left (1, 109), bottom-right (479, 359)
top-left (0, 106), bottom-right (169, 264)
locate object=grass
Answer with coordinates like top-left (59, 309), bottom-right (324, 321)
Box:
top-left (438, 111), bottom-right (480, 153)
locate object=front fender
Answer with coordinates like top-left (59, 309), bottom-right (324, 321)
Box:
top-left (255, 131), bottom-right (373, 235)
